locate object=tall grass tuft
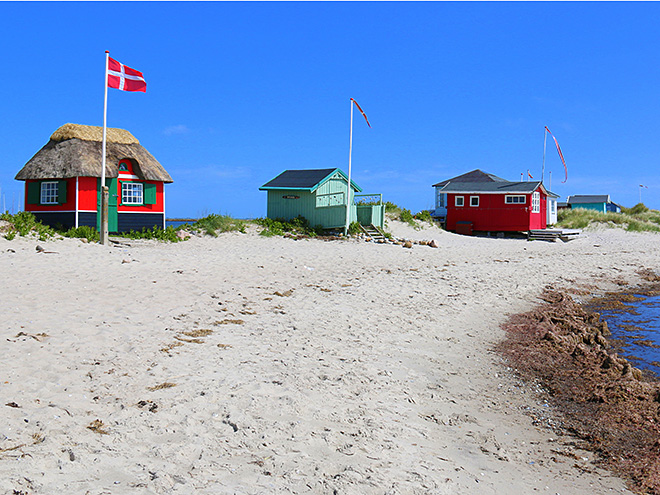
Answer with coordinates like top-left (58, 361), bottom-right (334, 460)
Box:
top-left (557, 205), bottom-right (660, 233)
top-left (190, 214), bottom-right (246, 237)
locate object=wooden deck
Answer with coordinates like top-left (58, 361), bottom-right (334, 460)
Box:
top-left (528, 229), bottom-right (580, 242)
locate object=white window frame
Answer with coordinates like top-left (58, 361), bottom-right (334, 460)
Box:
top-left (455, 196), bottom-right (464, 207)
top-left (532, 192), bottom-right (540, 213)
top-left (470, 196), bottom-right (479, 207)
top-left (122, 182), bottom-right (144, 205)
top-left (505, 195), bottom-right (526, 204)
top-left (40, 182), bottom-right (59, 204)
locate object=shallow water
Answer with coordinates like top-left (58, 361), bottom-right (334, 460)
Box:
top-left (599, 293), bottom-right (660, 377)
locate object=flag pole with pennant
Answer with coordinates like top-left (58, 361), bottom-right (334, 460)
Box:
top-left (344, 98), bottom-right (371, 236)
top-left (100, 51), bottom-right (146, 245)
top-left (544, 126), bottom-right (568, 185)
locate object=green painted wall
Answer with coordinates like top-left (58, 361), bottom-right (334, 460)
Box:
top-left (265, 171), bottom-right (383, 229)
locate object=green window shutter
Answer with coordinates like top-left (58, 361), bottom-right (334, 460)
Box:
top-left (144, 183), bottom-right (157, 205)
top-left (57, 180), bottom-right (67, 204)
top-left (27, 182), bottom-right (40, 205)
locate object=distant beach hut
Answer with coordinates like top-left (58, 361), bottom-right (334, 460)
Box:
top-left (15, 123), bottom-right (173, 232)
top-left (566, 195), bottom-right (622, 214)
top-left (259, 168), bottom-right (384, 230)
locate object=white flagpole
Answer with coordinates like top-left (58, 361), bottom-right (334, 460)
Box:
top-left (344, 99), bottom-right (354, 236)
top-left (100, 51), bottom-right (110, 245)
top-left (542, 127), bottom-right (547, 183)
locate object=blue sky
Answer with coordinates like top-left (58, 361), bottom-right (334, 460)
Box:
top-left (2, 2), bottom-right (660, 218)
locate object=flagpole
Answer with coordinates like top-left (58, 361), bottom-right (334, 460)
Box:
top-left (542, 127), bottom-right (547, 183)
top-left (344, 99), bottom-right (354, 236)
top-left (100, 51), bottom-right (110, 245)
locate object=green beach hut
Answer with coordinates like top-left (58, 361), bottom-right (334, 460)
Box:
top-left (259, 168), bottom-right (384, 230)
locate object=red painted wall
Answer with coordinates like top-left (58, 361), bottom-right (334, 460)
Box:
top-left (446, 189), bottom-right (547, 232)
top-left (78, 176), bottom-right (99, 210)
top-left (24, 178), bottom-right (76, 212)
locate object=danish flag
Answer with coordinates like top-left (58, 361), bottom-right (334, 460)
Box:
top-left (107, 57), bottom-right (146, 92)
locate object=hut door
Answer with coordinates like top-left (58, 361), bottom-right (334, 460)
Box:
top-left (97, 178), bottom-right (119, 233)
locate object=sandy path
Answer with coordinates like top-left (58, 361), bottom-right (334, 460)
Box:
top-left (1, 225), bottom-right (653, 494)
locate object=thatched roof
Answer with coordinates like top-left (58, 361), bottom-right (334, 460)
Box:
top-left (15, 123), bottom-right (173, 183)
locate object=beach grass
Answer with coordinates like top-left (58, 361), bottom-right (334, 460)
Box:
top-left (0, 211), bottom-right (56, 241)
top-left (253, 216), bottom-right (323, 237)
top-left (557, 204), bottom-right (660, 232)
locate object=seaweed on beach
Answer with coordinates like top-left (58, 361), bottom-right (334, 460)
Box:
top-left (499, 289), bottom-right (660, 494)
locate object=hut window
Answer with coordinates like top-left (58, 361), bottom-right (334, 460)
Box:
top-left (40, 182), bottom-right (59, 204)
top-left (470, 196), bottom-right (479, 207)
top-left (455, 196), bottom-right (464, 207)
top-left (118, 162), bottom-right (129, 172)
top-left (532, 192), bottom-right (541, 213)
top-left (505, 195), bottom-right (526, 204)
top-left (121, 182), bottom-right (144, 205)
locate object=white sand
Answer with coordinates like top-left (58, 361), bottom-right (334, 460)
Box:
top-left (1, 223), bottom-right (655, 494)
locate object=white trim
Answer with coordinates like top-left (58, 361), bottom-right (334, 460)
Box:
top-left (505, 195), bottom-right (526, 204)
top-left (116, 211), bottom-right (163, 215)
top-left (469, 195), bottom-right (479, 207)
top-left (162, 185), bottom-right (166, 229)
top-left (118, 173), bottom-right (141, 180)
top-left (34, 209), bottom-right (77, 213)
top-left (443, 190), bottom-right (538, 195)
top-left (455, 196), bottom-right (464, 207)
top-left (75, 177), bottom-right (79, 228)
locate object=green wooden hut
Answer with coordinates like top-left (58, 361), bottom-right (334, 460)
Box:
top-left (259, 168), bottom-right (384, 230)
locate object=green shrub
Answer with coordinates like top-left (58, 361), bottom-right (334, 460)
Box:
top-left (622, 203), bottom-right (650, 215)
top-left (414, 210), bottom-right (432, 222)
top-left (399, 208), bottom-right (415, 226)
top-left (253, 216), bottom-right (323, 237)
top-left (190, 214), bottom-right (246, 237)
top-left (348, 221), bottom-right (362, 236)
top-left (0, 211), bottom-right (56, 240)
top-left (122, 225), bottom-right (182, 242)
top-left (63, 225), bottom-right (99, 242)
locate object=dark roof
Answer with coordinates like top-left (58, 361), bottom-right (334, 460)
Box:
top-left (432, 169), bottom-right (507, 188)
top-left (260, 168), bottom-right (362, 192)
top-left (567, 195), bottom-right (611, 204)
top-left (15, 123), bottom-right (172, 183)
top-left (439, 180), bottom-right (545, 194)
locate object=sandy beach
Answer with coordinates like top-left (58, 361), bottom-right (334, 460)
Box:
top-left (2, 221), bottom-right (657, 494)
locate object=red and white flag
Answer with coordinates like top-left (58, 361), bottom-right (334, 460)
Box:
top-left (545, 126), bottom-right (567, 183)
top-left (107, 57), bottom-right (146, 92)
top-left (351, 98), bottom-right (371, 128)
top-left (527, 170), bottom-right (534, 179)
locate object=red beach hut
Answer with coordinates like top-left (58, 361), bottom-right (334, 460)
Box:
top-left (434, 169), bottom-right (549, 234)
top-left (15, 123), bottom-right (173, 233)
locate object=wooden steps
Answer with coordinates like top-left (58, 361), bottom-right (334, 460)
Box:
top-left (360, 224), bottom-right (387, 241)
top-left (528, 229), bottom-right (580, 242)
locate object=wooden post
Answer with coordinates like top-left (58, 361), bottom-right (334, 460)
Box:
top-left (100, 185), bottom-right (109, 245)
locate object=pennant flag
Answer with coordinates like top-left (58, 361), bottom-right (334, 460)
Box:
top-left (350, 98), bottom-right (371, 128)
top-left (545, 126), bottom-right (567, 183)
top-left (640, 184), bottom-right (648, 188)
top-left (108, 57), bottom-right (146, 92)
top-left (528, 170), bottom-right (534, 179)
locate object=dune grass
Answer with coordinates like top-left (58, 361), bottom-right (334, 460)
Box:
top-left (556, 204), bottom-right (660, 232)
